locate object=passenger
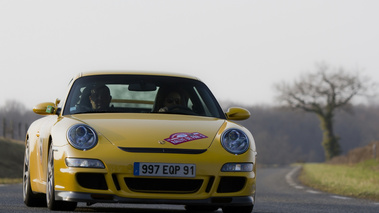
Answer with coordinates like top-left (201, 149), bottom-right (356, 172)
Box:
top-left (159, 91), bottom-right (183, 112)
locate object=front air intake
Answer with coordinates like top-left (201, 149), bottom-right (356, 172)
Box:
top-left (124, 178), bottom-right (203, 193)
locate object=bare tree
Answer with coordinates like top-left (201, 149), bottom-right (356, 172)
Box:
top-left (274, 63), bottom-right (373, 161)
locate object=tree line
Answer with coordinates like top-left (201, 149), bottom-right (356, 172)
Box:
top-left (0, 100), bottom-right (40, 141)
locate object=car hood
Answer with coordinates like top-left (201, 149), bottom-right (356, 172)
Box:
top-left (70, 113), bottom-right (225, 149)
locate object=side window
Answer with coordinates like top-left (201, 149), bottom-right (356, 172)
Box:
top-left (68, 86), bottom-right (92, 113)
top-left (187, 98), bottom-right (193, 110)
top-left (193, 87), bottom-right (212, 116)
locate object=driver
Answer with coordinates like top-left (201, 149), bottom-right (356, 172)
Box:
top-left (89, 85), bottom-right (112, 110)
top-left (159, 91), bottom-right (183, 112)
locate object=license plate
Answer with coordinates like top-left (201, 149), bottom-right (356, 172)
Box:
top-left (134, 162), bottom-right (196, 177)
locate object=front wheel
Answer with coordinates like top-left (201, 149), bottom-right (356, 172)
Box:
top-left (46, 143), bottom-right (77, 211)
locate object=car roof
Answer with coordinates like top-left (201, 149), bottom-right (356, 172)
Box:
top-left (73, 71), bottom-right (200, 82)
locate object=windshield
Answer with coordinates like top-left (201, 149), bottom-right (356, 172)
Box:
top-left (62, 74), bottom-right (225, 119)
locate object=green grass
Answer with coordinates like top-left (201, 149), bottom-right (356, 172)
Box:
top-left (299, 160), bottom-right (379, 201)
top-left (0, 178), bottom-right (22, 184)
top-left (0, 137), bottom-right (24, 182)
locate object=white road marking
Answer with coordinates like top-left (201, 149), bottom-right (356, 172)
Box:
top-left (306, 190), bottom-right (322, 194)
top-left (330, 195), bottom-right (351, 200)
top-left (285, 166), bottom-right (302, 189)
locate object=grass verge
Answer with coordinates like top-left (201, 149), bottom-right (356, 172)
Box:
top-left (299, 160), bottom-right (379, 201)
top-left (0, 178), bottom-right (22, 184)
top-left (0, 137), bottom-right (24, 184)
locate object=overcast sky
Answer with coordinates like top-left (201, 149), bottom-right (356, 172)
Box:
top-left (1, 0), bottom-right (378, 110)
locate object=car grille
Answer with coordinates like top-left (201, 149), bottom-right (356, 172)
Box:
top-left (124, 178), bottom-right (203, 193)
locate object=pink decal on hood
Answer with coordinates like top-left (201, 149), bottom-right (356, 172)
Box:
top-left (164, 132), bottom-right (208, 145)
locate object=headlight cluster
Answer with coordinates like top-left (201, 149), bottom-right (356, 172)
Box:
top-left (221, 129), bottom-right (249, 154)
top-left (67, 124), bottom-right (98, 150)
top-left (221, 163), bottom-right (253, 172)
top-left (65, 158), bottom-right (105, 168)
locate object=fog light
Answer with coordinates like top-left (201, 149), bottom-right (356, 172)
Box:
top-left (65, 158), bottom-right (105, 169)
top-left (221, 163), bottom-right (253, 172)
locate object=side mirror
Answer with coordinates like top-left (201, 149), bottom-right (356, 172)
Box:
top-left (225, 107), bottom-right (250, 121)
top-left (33, 102), bottom-right (56, 115)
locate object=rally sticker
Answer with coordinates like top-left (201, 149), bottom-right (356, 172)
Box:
top-left (164, 132), bottom-right (208, 145)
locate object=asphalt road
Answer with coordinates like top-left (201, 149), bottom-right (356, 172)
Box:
top-left (0, 166), bottom-right (378, 213)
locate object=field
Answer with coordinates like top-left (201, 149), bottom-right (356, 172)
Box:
top-left (299, 142), bottom-right (379, 201)
top-left (0, 137), bottom-right (24, 183)
top-left (299, 161), bottom-right (379, 201)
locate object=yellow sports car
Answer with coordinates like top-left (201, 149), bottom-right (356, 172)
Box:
top-left (23, 72), bottom-right (257, 213)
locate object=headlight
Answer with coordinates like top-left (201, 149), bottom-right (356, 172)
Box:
top-left (67, 124), bottom-right (98, 150)
top-left (221, 129), bottom-right (249, 154)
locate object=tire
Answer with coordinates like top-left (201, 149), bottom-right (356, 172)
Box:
top-left (23, 139), bottom-right (46, 207)
top-left (222, 205), bottom-right (254, 213)
top-left (185, 205), bottom-right (219, 212)
top-left (46, 143), bottom-right (77, 211)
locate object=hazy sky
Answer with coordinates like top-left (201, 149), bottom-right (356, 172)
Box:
top-left (1, 0), bottom-right (378, 109)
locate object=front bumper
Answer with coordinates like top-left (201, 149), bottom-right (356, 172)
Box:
top-left (56, 191), bottom-right (255, 207)
top-left (52, 142), bottom-right (257, 205)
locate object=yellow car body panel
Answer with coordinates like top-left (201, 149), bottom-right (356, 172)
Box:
top-left (70, 113), bottom-right (223, 148)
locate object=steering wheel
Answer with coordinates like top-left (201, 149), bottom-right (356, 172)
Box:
top-left (166, 105), bottom-right (197, 115)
